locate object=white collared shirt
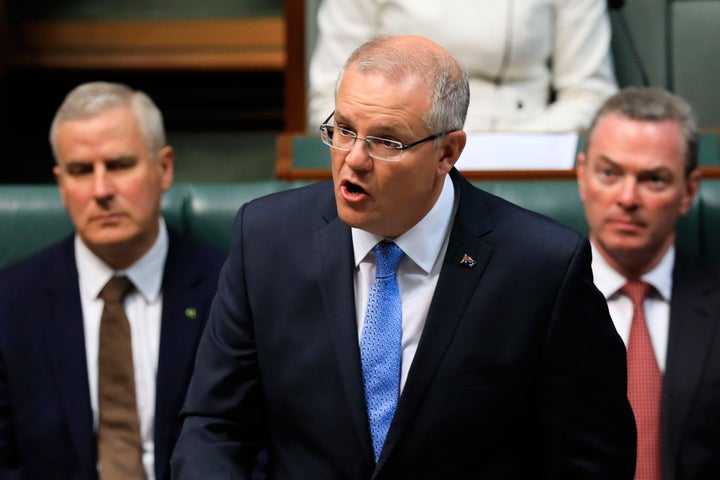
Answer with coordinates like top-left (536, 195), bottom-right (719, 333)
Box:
top-left (353, 174), bottom-right (456, 391)
top-left (76, 218), bottom-right (168, 480)
top-left (590, 242), bottom-right (673, 372)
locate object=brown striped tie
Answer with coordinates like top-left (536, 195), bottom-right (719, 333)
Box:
top-left (97, 276), bottom-right (145, 480)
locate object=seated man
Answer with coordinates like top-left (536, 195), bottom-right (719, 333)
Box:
top-left (577, 86), bottom-right (720, 480)
top-left (0, 81), bottom-right (225, 480)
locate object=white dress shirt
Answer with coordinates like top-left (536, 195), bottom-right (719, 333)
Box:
top-left (353, 174), bottom-right (456, 390)
top-left (590, 242), bottom-right (674, 372)
top-left (75, 218), bottom-right (168, 480)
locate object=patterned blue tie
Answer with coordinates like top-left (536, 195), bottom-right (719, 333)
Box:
top-left (360, 241), bottom-right (404, 461)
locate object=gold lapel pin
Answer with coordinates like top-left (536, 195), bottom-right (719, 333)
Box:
top-left (185, 307), bottom-right (198, 319)
top-left (459, 254), bottom-right (476, 268)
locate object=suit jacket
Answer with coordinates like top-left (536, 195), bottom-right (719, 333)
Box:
top-left (172, 169), bottom-right (636, 479)
top-left (662, 253), bottom-right (720, 480)
top-left (0, 229), bottom-right (225, 480)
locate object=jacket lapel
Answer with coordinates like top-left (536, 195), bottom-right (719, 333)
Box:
top-left (314, 202), bottom-right (375, 460)
top-left (154, 233), bottom-right (213, 480)
top-left (44, 239), bottom-right (96, 470)
top-left (662, 253), bottom-right (720, 473)
top-left (377, 172), bottom-right (494, 469)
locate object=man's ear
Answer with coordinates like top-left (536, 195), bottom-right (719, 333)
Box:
top-left (679, 168), bottom-right (701, 217)
top-left (576, 151), bottom-right (588, 202)
top-left (438, 130), bottom-right (466, 175)
top-left (53, 164), bottom-right (68, 208)
top-left (157, 146), bottom-right (175, 191)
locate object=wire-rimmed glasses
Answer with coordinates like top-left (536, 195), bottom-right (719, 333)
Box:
top-left (319, 111), bottom-right (456, 162)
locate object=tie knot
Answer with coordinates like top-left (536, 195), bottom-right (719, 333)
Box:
top-left (99, 276), bottom-right (134, 303)
top-left (373, 241), bottom-right (404, 278)
top-left (621, 280), bottom-right (652, 306)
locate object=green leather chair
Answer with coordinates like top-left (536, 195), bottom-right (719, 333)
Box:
top-left (1, 179), bottom-right (719, 271)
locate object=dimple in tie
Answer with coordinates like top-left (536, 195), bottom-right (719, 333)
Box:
top-left (623, 280), bottom-right (662, 480)
top-left (97, 276), bottom-right (145, 480)
top-left (360, 241), bottom-right (405, 461)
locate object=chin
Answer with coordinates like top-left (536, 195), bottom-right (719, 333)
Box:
top-left (84, 227), bottom-right (137, 248)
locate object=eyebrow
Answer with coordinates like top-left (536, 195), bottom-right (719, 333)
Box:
top-left (333, 113), bottom-right (407, 138)
top-left (594, 155), bottom-right (674, 176)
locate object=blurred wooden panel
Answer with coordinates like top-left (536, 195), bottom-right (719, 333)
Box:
top-left (5, 18), bottom-right (285, 70)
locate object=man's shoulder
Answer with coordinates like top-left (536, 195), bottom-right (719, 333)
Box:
top-left (460, 176), bottom-right (583, 239)
top-left (0, 237), bottom-right (75, 308)
top-left (243, 180), bottom-right (334, 212)
top-left (166, 229), bottom-right (226, 274)
top-left (0, 237), bottom-right (74, 284)
top-left (674, 250), bottom-right (720, 284)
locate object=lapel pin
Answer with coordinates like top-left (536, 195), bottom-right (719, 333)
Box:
top-left (184, 307), bottom-right (198, 319)
top-left (459, 254), bottom-right (476, 268)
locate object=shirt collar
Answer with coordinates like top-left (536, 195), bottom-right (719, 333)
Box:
top-left (590, 241), bottom-right (674, 301)
top-left (352, 174), bottom-right (455, 273)
top-left (76, 218), bottom-right (169, 303)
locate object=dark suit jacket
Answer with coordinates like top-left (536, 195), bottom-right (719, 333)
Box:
top-left (662, 253), bottom-right (720, 480)
top-left (172, 170), bottom-right (636, 479)
top-left (0, 229), bottom-right (225, 480)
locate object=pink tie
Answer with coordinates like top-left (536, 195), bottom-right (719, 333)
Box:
top-left (623, 281), bottom-right (662, 480)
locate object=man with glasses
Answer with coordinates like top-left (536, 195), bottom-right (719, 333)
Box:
top-left (172, 35), bottom-right (635, 479)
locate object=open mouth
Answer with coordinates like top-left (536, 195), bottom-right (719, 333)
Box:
top-left (345, 181), bottom-right (366, 195)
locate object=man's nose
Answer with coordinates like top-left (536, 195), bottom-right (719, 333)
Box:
top-left (93, 167), bottom-right (115, 199)
top-left (617, 178), bottom-right (640, 208)
top-left (344, 138), bottom-right (373, 171)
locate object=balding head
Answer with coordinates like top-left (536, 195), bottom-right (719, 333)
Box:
top-left (337, 35), bottom-right (469, 133)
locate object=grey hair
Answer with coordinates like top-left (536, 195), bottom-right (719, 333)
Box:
top-left (336, 36), bottom-right (469, 141)
top-left (585, 86), bottom-right (698, 175)
top-left (49, 81), bottom-right (166, 161)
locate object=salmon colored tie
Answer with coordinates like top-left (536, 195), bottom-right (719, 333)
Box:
top-left (97, 276), bottom-right (145, 480)
top-left (623, 280), bottom-right (661, 480)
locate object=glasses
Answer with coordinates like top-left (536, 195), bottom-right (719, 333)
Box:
top-left (319, 111), bottom-right (456, 162)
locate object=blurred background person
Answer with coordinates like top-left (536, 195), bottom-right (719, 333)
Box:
top-left (0, 81), bottom-right (225, 480)
top-left (308, 0), bottom-right (618, 132)
top-left (577, 86), bottom-right (720, 480)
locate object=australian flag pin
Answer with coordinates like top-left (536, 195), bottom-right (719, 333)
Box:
top-left (459, 253), bottom-right (476, 268)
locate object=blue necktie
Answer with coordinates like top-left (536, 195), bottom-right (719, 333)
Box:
top-left (360, 241), bottom-right (404, 461)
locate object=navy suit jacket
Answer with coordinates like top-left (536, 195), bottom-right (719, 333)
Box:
top-left (662, 253), bottom-right (720, 480)
top-left (0, 229), bottom-right (225, 480)
top-left (172, 170), bottom-right (636, 479)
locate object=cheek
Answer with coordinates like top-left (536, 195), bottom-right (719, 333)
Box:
top-left (648, 197), bottom-right (685, 225)
top-left (384, 167), bottom-right (432, 207)
top-left (126, 180), bottom-right (161, 214)
top-left (62, 187), bottom-right (93, 217)
top-left (583, 188), bottom-right (613, 225)
top-left (585, 184), bottom-right (615, 207)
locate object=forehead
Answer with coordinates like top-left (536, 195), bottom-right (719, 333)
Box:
top-left (335, 68), bottom-right (431, 130)
top-left (55, 106), bottom-right (145, 156)
top-left (588, 114), bottom-right (685, 169)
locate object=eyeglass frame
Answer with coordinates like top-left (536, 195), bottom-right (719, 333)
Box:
top-left (319, 111), bottom-right (458, 162)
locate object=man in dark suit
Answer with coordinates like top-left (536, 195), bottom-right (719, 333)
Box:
top-left (577, 86), bottom-right (720, 480)
top-left (171, 35), bottom-right (636, 479)
top-left (0, 81), bottom-right (225, 480)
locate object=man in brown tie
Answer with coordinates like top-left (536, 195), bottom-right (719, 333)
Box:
top-left (577, 86), bottom-right (720, 479)
top-left (0, 81), bottom-right (226, 480)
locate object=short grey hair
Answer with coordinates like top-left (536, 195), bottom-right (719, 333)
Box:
top-left (336, 36), bottom-right (470, 140)
top-left (585, 86), bottom-right (698, 175)
top-left (49, 81), bottom-right (166, 161)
